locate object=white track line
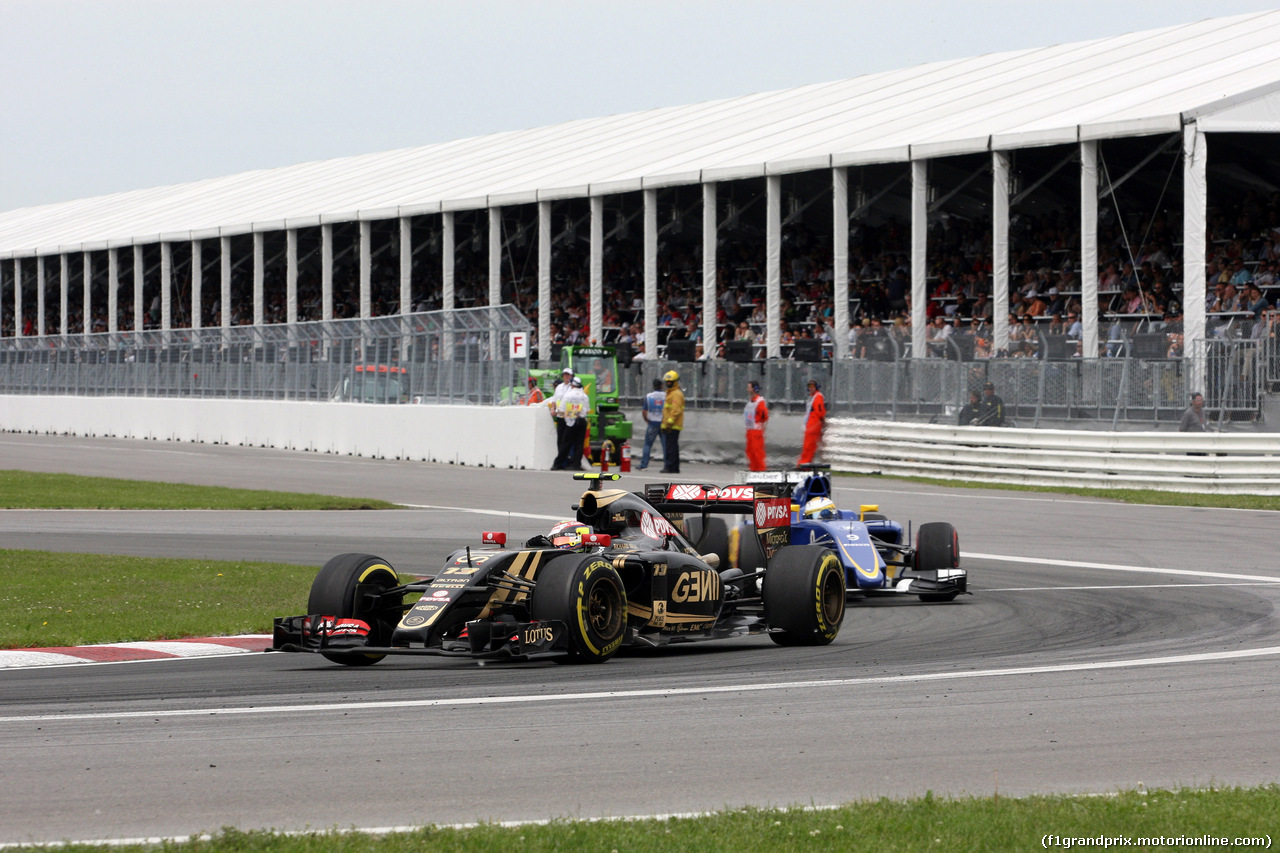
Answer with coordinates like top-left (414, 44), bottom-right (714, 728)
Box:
top-left (3, 644), bottom-right (1279, 725)
top-left (967, 551), bottom-right (1280, 584)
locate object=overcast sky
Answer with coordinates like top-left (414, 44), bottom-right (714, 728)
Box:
top-left (4, 0), bottom-right (1279, 213)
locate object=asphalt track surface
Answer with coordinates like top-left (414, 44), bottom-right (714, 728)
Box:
top-left (1, 434), bottom-right (1278, 845)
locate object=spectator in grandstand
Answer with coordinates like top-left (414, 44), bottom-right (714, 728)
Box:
top-left (1211, 284), bottom-right (1242, 313)
top-left (1244, 283), bottom-right (1270, 319)
top-left (971, 292), bottom-right (992, 321)
top-left (1230, 258), bottom-right (1254, 287)
top-left (926, 315), bottom-right (952, 357)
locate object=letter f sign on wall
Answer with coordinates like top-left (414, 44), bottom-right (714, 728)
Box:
top-left (509, 332), bottom-right (528, 359)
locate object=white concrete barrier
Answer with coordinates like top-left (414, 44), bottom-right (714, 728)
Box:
top-left (0, 396), bottom-right (559, 470)
top-left (825, 417), bottom-right (1280, 495)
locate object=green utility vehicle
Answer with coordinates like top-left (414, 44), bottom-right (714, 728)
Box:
top-left (561, 345), bottom-right (632, 460)
top-left (508, 344), bottom-right (633, 462)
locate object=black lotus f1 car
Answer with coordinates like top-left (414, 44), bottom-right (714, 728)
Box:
top-left (271, 473), bottom-right (845, 665)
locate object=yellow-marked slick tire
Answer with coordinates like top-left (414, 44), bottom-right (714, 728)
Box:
top-left (530, 554), bottom-right (627, 663)
top-left (762, 545), bottom-right (845, 646)
top-left (308, 553), bottom-right (402, 666)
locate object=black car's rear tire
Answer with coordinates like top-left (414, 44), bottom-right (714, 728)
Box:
top-left (762, 545), bottom-right (844, 646)
top-left (685, 516), bottom-right (730, 569)
top-left (530, 553), bottom-right (627, 663)
top-left (308, 553), bottom-right (402, 666)
top-left (735, 522), bottom-right (767, 571)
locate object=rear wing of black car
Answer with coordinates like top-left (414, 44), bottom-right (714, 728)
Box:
top-left (643, 483), bottom-right (791, 561)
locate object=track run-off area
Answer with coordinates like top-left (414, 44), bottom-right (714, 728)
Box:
top-left (0, 434), bottom-right (1277, 846)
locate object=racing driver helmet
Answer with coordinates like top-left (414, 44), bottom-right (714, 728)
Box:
top-left (549, 520), bottom-right (589, 549)
top-left (802, 497), bottom-right (838, 519)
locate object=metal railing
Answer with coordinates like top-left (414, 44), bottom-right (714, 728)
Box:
top-left (0, 307), bottom-right (533, 406)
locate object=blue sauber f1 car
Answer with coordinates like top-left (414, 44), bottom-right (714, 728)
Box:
top-left (726, 465), bottom-right (968, 602)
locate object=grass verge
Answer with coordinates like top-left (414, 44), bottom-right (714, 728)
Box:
top-left (0, 549), bottom-right (318, 647)
top-left (843, 471), bottom-right (1280, 512)
top-left (0, 470), bottom-right (398, 510)
top-left (31, 787), bottom-right (1280, 851)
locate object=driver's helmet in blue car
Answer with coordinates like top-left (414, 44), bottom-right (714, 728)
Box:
top-left (549, 520), bottom-right (590, 549)
top-left (802, 497), bottom-right (838, 519)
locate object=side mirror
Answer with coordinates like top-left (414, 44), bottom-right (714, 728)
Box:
top-left (481, 531), bottom-right (507, 547)
top-left (582, 533), bottom-right (612, 548)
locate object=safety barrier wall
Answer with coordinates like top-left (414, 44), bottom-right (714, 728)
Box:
top-left (824, 417), bottom-right (1280, 495)
top-left (0, 395), bottom-right (558, 470)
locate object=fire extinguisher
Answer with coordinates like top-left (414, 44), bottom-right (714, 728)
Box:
top-left (600, 440), bottom-right (613, 472)
top-left (620, 442), bottom-right (631, 472)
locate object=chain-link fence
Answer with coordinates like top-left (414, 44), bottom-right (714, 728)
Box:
top-left (2, 307), bottom-right (1276, 429)
top-left (0, 307), bottom-right (533, 406)
top-left (605, 333), bottom-right (1278, 428)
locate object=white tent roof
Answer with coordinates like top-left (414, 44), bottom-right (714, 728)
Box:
top-left (7, 9), bottom-right (1280, 258)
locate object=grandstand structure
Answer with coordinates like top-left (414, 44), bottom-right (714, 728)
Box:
top-left (4, 10), bottom-right (1280, 405)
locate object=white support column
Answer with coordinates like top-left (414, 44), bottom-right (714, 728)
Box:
top-left (643, 188), bottom-right (658, 360)
top-left (1183, 125), bottom-right (1208, 393)
top-left (590, 197), bottom-right (604, 345)
top-left (1080, 141), bottom-right (1099, 360)
top-left (59, 254), bottom-right (69, 336)
top-left (766, 175), bottom-right (782, 360)
top-left (285, 229), bottom-right (297, 324)
top-left (82, 251), bottom-right (92, 335)
top-left (107, 250), bottom-right (117, 334)
top-left (443, 211), bottom-right (456, 359)
top-left (488, 207), bottom-right (502, 359)
top-left (993, 151), bottom-right (1011, 356)
top-left (133, 245), bottom-right (143, 332)
top-left (910, 160), bottom-right (928, 359)
top-left (190, 241), bottom-right (202, 330)
top-left (538, 201), bottom-right (551, 358)
top-left (832, 168), bottom-right (849, 360)
top-left (483, 209), bottom-right (499, 311)
top-left (358, 220), bottom-right (371, 319)
top-left (220, 236), bottom-right (232, 329)
top-left (160, 242), bottom-right (172, 331)
top-left (401, 216), bottom-right (414, 315)
top-left (702, 182), bottom-right (717, 354)
top-left (443, 211), bottom-right (456, 312)
top-left (14, 257), bottom-right (22, 338)
top-left (36, 256), bottom-right (45, 337)
top-left (321, 224), bottom-right (333, 321)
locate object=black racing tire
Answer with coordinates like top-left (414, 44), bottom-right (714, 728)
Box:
top-left (735, 522), bottom-right (767, 572)
top-left (762, 545), bottom-right (845, 646)
top-left (914, 522), bottom-right (960, 572)
top-left (530, 553), bottom-right (627, 663)
top-left (685, 516), bottom-right (730, 569)
top-left (307, 553), bottom-right (403, 666)
top-left (914, 522), bottom-right (961, 603)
